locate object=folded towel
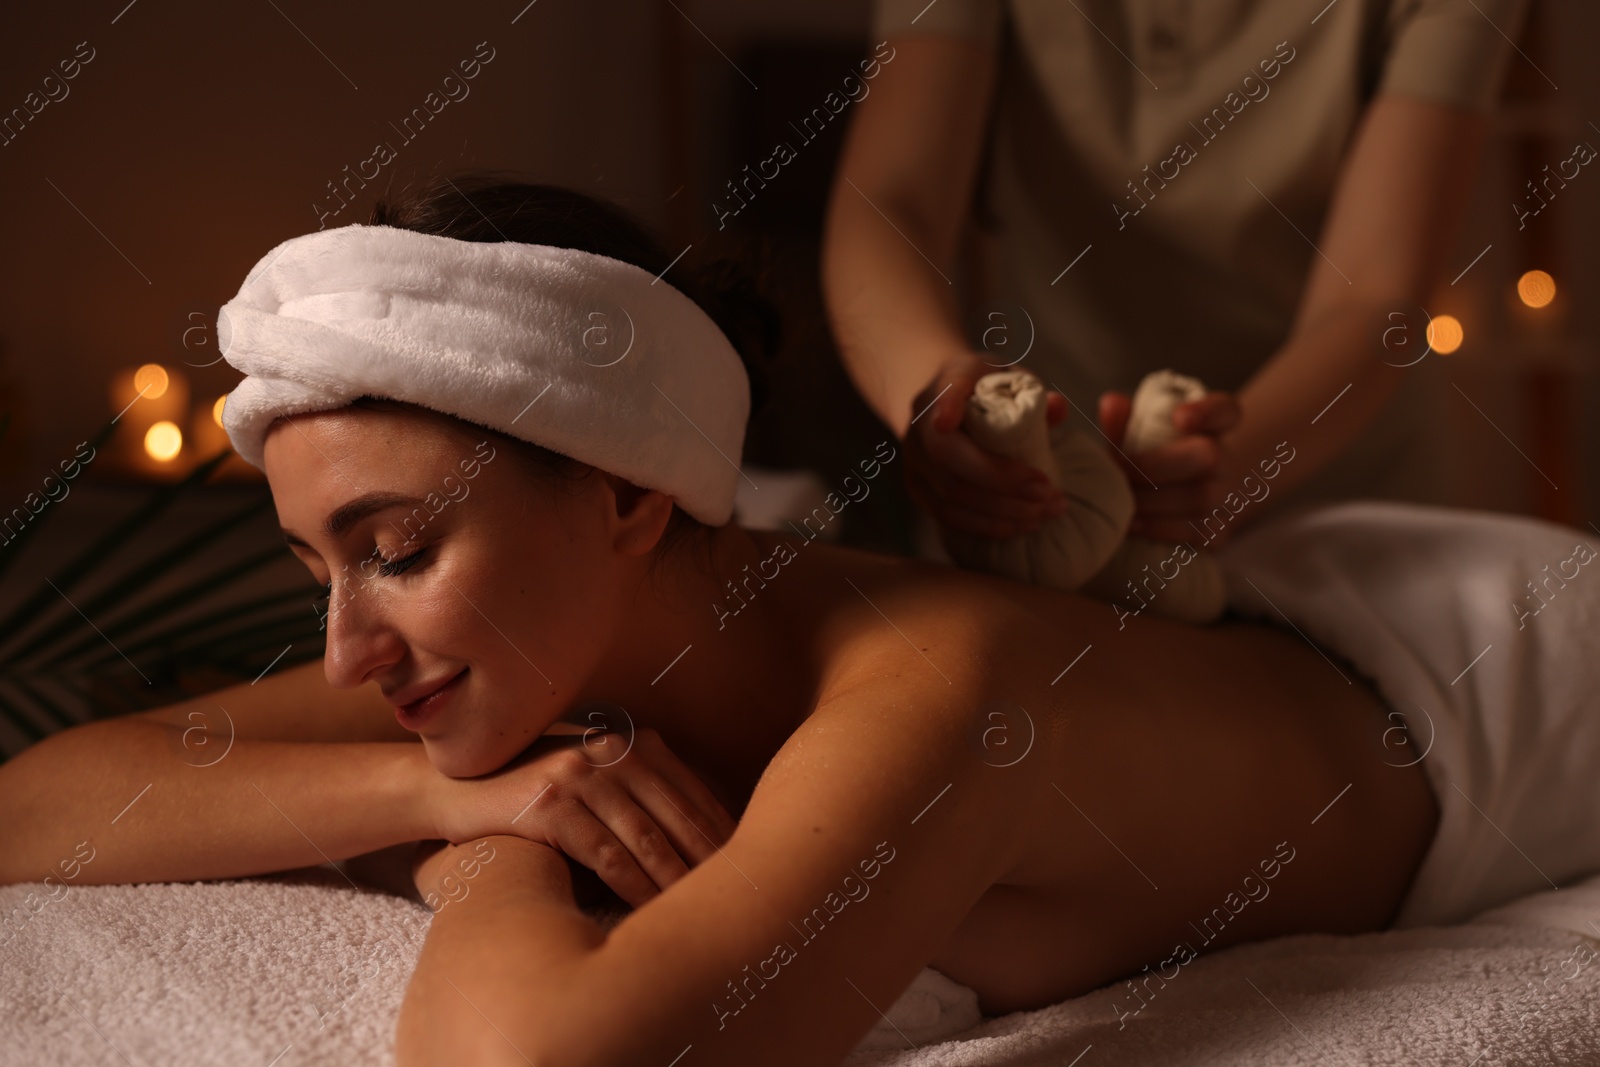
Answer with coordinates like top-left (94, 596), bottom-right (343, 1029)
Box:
top-left (217, 224), bottom-right (750, 524)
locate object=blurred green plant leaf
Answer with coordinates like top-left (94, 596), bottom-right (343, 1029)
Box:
top-left (0, 423), bottom-right (325, 757)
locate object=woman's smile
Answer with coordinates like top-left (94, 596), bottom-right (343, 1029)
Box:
top-left (392, 666), bottom-right (468, 731)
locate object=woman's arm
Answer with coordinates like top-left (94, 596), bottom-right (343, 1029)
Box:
top-left (394, 627), bottom-right (1043, 1067)
top-left (1124, 93), bottom-right (1490, 544)
top-left (0, 658), bottom-right (437, 886)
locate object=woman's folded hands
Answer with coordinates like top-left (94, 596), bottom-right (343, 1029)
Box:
top-left (417, 726), bottom-right (738, 909)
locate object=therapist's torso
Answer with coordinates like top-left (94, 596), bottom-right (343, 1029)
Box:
top-left (874, 0), bottom-right (1526, 512)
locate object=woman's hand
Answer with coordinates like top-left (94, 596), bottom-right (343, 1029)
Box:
top-left (1097, 389), bottom-right (1243, 546)
top-left (905, 351), bottom-right (1071, 538)
top-left (426, 727), bottom-right (737, 907)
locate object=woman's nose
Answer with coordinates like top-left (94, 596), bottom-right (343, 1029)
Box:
top-left (321, 580), bottom-right (405, 689)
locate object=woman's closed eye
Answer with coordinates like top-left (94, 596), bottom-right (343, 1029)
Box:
top-left (312, 546), bottom-right (430, 611)
top-left (375, 546), bottom-right (429, 578)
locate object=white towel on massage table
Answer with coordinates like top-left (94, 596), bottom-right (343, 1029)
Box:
top-left (2, 866), bottom-right (1597, 1066)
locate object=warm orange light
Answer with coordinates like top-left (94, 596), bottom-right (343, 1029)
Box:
top-left (1427, 315), bottom-right (1464, 355)
top-left (1517, 270), bottom-right (1556, 309)
top-left (145, 421), bottom-right (183, 461)
top-left (134, 363), bottom-right (170, 400)
top-left (212, 395), bottom-right (227, 427)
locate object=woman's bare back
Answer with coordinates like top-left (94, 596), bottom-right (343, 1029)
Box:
top-left (743, 530), bottom-right (1440, 1014)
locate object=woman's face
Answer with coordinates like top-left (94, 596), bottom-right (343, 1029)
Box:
top-left (264, 403), bottom-right (639, 777)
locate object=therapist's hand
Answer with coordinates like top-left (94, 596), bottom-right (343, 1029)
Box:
top-left (905, 352), bottom-right (1071, 538)
top-left (1097, 389), bottom-right (1243, 547)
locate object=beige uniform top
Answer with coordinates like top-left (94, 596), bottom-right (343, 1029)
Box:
top-left (872, 0), bottom-right (1529, 511)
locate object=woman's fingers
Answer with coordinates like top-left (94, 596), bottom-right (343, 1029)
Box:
top-left (555, 797), bottom-right (682, 908)
top-left (556, 769), bottom-right (723, 905)
top-left (629, 774), bottom-right (729, 869)
top-left (629, 730), bottom-right (739, 846)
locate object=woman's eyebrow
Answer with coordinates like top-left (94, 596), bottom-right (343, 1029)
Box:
top-left (280, 491), bottom-right (428, 547)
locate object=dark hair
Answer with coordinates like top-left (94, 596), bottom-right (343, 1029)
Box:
top-left (360, 172), bottom-right (781, 570)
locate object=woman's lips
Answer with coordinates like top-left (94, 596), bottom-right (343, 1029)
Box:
top-left (397, 668), bottom-right (466, 730)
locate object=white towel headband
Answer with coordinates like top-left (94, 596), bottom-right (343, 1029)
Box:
top-left (217, 223), bottom-right (750, 525)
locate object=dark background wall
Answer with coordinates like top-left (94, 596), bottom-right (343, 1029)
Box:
top-left (0, 1), bottom-right (884, 500)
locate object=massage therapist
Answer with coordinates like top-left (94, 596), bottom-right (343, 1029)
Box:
top-left (821, 0), bottom-right (1531, 549)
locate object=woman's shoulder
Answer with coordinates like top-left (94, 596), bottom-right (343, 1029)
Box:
top-left (735, 543), bottom-right (1064, 907)
top-left (739, 538), bottom-right (1054, 838)
top-left (753, 535), bottom-right (1077, 772)
top-left (765, 532), bottom-right (1087, 695)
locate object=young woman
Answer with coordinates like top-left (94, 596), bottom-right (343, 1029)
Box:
top-left (0, 176), bottom-right (1442, 1067)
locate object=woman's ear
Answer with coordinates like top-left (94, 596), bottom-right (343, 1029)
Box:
top-left (600, 472), bottom-right (675, 557)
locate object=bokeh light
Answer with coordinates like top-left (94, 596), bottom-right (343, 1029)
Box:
top-left (1517, 270), bottom-right (1556, 309)
top-left (145, 421), bottom-right (183, 461)
top-left (1426, 315), bottom-right (1464, 355)
top-left (134, 363), bottom-right (170, 400)
top-left (212, 394), bottom-right (227, 427)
